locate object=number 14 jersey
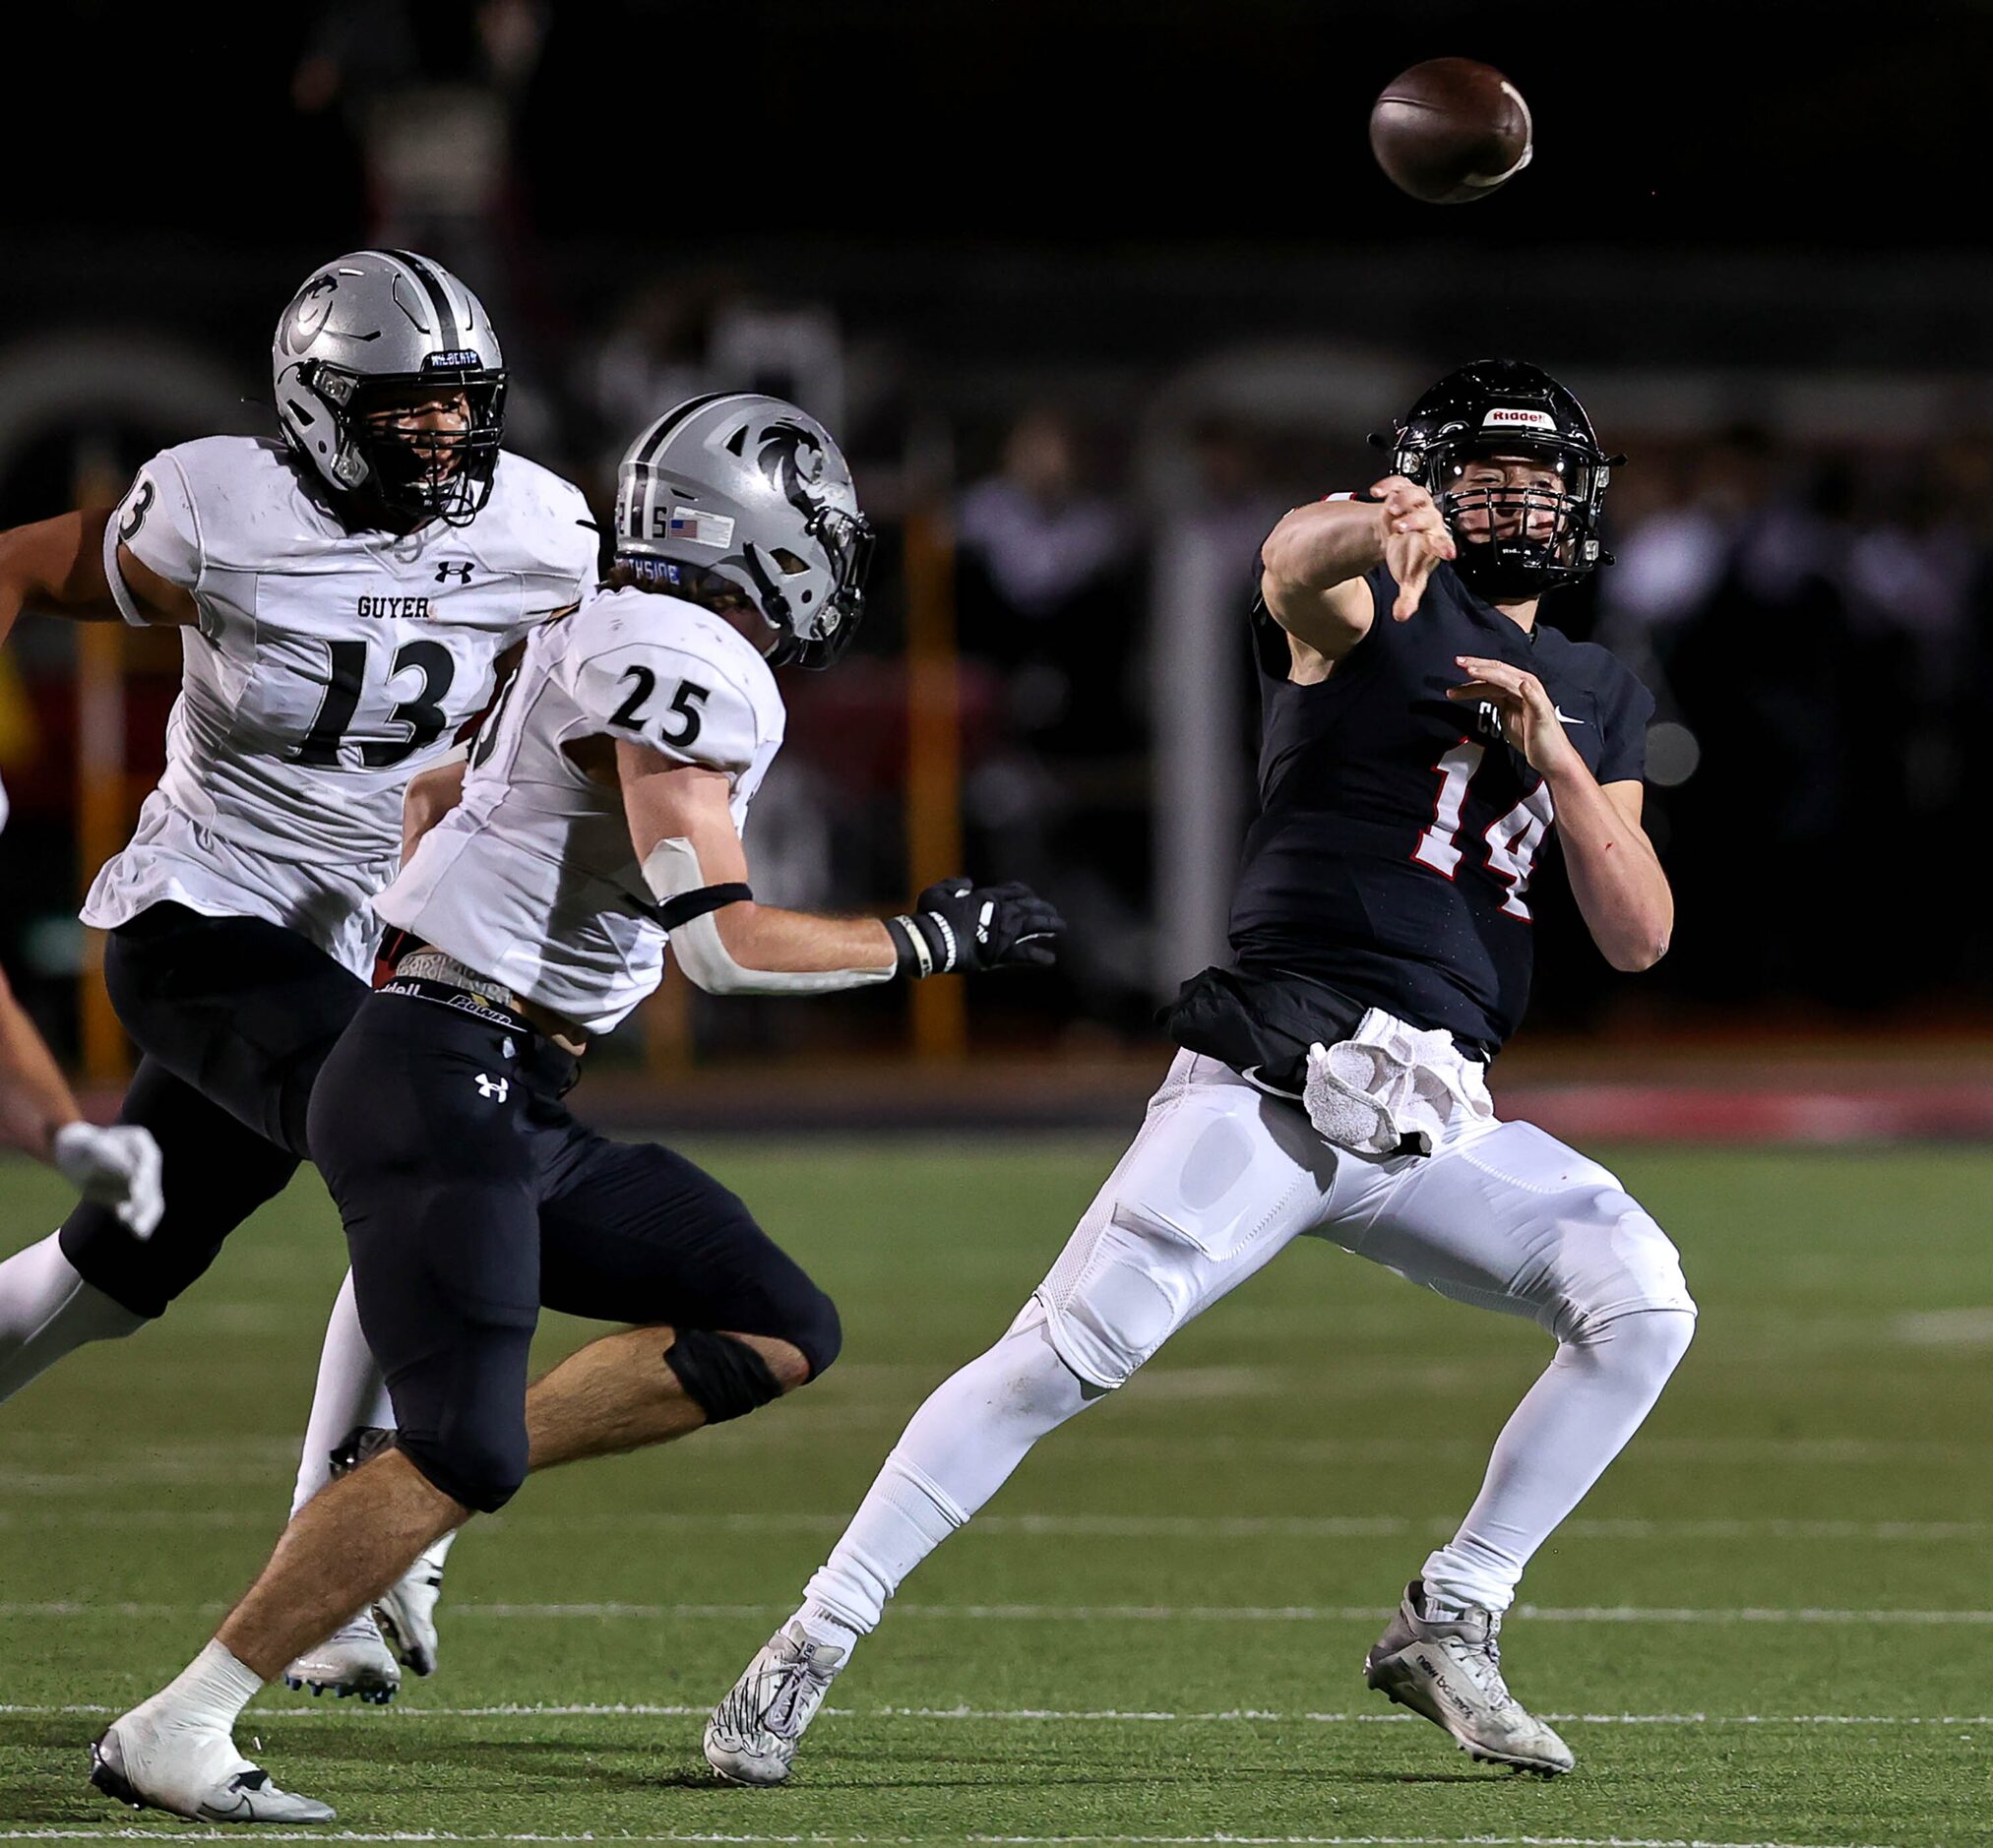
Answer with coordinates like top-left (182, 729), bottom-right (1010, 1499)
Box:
top-left (82, 436), bottom-right (596, 974)
top-left (375, 585), bottom-right (785, 1034)
top-left (1227, 559), bottom-right (1654, 1059)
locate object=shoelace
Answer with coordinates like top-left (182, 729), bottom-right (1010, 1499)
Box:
top-left (715, 1652), bottom-right (804, 1740)
top-left (1443, 1620), bottom-right (1515, 1709)
top-left (760, 1653), bottom-right (829, 1737)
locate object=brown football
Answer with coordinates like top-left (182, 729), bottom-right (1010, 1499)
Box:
top-left (1369, 58), bottom-right (1533, 205)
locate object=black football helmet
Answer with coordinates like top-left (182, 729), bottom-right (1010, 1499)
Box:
top-left (1373, 359), bottom-right (1621, 601)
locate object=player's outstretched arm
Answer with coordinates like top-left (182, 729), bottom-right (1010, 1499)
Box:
top-left (0, 962), bottom-right (90, 1157)
top-left (1260, 475), bottom-right (1456, 659)
top-left (618, 741), bottom-right (1064, 995)
top-left (1450, 655), bottom-right (1673, 972)
top-left (0, 964), bottom-right (162, 1235)
top-left (0, 511), bottom-right (194, 645)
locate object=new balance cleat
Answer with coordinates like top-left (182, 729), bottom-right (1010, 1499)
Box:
top-left (90, 1708), bottom-right (335, 1823)
top-left (704, 1621), bottom-right (846, 1786)
top-left (282, 1610), bottom-right (400, 1704)
top-left (374, 1529), bottom-right (454, 1677)
top-left (1363, 1578), bottom-right (1575, 1776)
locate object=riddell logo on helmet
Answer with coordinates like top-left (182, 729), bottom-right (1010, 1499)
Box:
top-left (1482, 407), bottom-right (1557, 430)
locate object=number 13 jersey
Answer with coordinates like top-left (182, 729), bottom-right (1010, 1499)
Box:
top-left (82, 435), bottom-right (597, 974)
top-left (375, 585), bottom-right (785, 1034)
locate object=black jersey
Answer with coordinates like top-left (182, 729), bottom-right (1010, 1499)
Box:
top-left (1214, 559), bottom-right (1652, 1064)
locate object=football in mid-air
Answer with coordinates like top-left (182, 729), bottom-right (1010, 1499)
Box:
top-left (1369, 58), bottom-right (1533, 204)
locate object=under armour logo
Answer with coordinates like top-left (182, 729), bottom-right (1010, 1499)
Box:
top-left (435, 561), bottom-right (473, 585)
top-left (474, 1074), bottom-right (509, 1100)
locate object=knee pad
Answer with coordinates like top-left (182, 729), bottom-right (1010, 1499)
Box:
top-left (1037, 1197), bottom-right (1209, 1390)
top-left (396, 1420), bottom-right (529, 1514)
top-left (666, 1328), bottom-right (786, 1425)
top-left (1545, 1195), bottom-right (1697, 1344)
top-left (1035, 1078), bottom-right (1319, 1390)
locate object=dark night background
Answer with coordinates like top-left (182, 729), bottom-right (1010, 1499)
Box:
top-left (3, 1), bottom-right (1989, 1067)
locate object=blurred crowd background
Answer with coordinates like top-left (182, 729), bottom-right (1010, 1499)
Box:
top-left (3, 0), bottom-right (1989, 1078)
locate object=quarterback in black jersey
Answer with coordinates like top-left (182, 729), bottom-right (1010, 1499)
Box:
top-left (703, 362), bottom-right (1697, 1786)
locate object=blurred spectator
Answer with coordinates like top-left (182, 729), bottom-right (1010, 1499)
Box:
top-left (955, 409), bottom-right (1151, 1031)
top-left (585, 277), bottom-right (847, 487)
top-left (293, 0), bottom-right (546, 260)
top-left (958, 410), bottom-right (1132, 624)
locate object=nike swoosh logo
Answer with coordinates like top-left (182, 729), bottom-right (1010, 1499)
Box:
top-left (1239, 1066), bottom-right (1305, 1101)
top-left (1555, 708), bottom-right (1586, 726)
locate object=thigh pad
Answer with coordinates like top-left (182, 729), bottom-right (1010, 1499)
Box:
top-left (1036, 1062), bottom-right (1333, 1388)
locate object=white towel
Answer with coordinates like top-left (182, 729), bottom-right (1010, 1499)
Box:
top-left (1302, 1008), bottom-right (1493, 1157)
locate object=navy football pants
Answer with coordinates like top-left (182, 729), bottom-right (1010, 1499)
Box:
top-left (59, 902), bottom-right (368, 1319)
top-left (307, 990), bottom-right (841, 1512)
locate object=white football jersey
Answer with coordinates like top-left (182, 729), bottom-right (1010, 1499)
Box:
top-left (375, 585), bottom-right (784, 1033)
top-left (81, 436), bottom-right (597, 973)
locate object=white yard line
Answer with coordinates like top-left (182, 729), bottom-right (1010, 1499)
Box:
top-left (4, 1601), bottom-right (1990, 1625)
top-left (0, 1832), bottom-right (1906, 1848)
top-left (0, 1702), bottom-right (1985, 1728)
top-left (2, 1510), bottom-right (1982, 1542)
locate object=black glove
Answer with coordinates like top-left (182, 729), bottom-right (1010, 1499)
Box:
top-left (888, 877), bottom-right (1066, 977)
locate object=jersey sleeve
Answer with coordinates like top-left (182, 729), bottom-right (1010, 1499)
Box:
top-left (557, 489), bottom-right (602, 606)
top-left (557, 609), bottom-right (765, 776)
top-left (103, 451), bottom-right (202, 626)
top-left (1592, 662), bottom-right (1656, 786)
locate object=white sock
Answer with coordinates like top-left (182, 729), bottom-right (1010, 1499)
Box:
top-left (798, 1302), bottom-right (1095, 1638)
top-left (0, 1231), bottom-right (146, 1404)
top-left (1422, 1308), bottom-right (1696, 1614)
top-left (144, 1639), bottom-right (265, 1731)
top-left (289, 1270), bottom-right (395, 1516)
top-left (795, 1604), bottom-right (861, 1652)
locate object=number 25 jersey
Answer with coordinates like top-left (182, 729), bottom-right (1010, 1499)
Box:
top-left (374, 585), bottom-right (785, 1034)
top-left (81, 436), bottom-right (597, 974)
top-left (1228, 559), bottom-right (1654, 1058)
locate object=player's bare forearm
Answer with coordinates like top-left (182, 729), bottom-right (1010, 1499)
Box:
top-left (1545, 769), bottom-right (1673, 972)
top-left (0, 510), bottom-right (197, 643)
top-left (0, 510), bottom-right (123, 642)
top-left (1259, 500), bottom-right (1385, 656)
top-left (714, 902), bottom-right (897, 977)
top-left (1262, 475), bottom-right (1457, 655)
top-left (618, 741), bottom-right (897, 988)
top-left (0, 966), bottom-right (83, 1158)
top-left (402, 756), bottom-right (467, 861)
top-left (1263, 498), bottom-right (1390, 598)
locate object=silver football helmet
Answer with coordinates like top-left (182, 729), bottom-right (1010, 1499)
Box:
top-left (613, 393), bottom-right (873, 669)
top-left (271, 250), bottom-right (507, 526)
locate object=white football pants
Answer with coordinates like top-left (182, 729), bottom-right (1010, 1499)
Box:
top-left (802, 1050), bottom-right (1695, 1632)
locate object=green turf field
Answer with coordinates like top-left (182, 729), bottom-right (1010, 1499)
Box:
top-left (2, 1137), bottom-right (1990, 1846)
